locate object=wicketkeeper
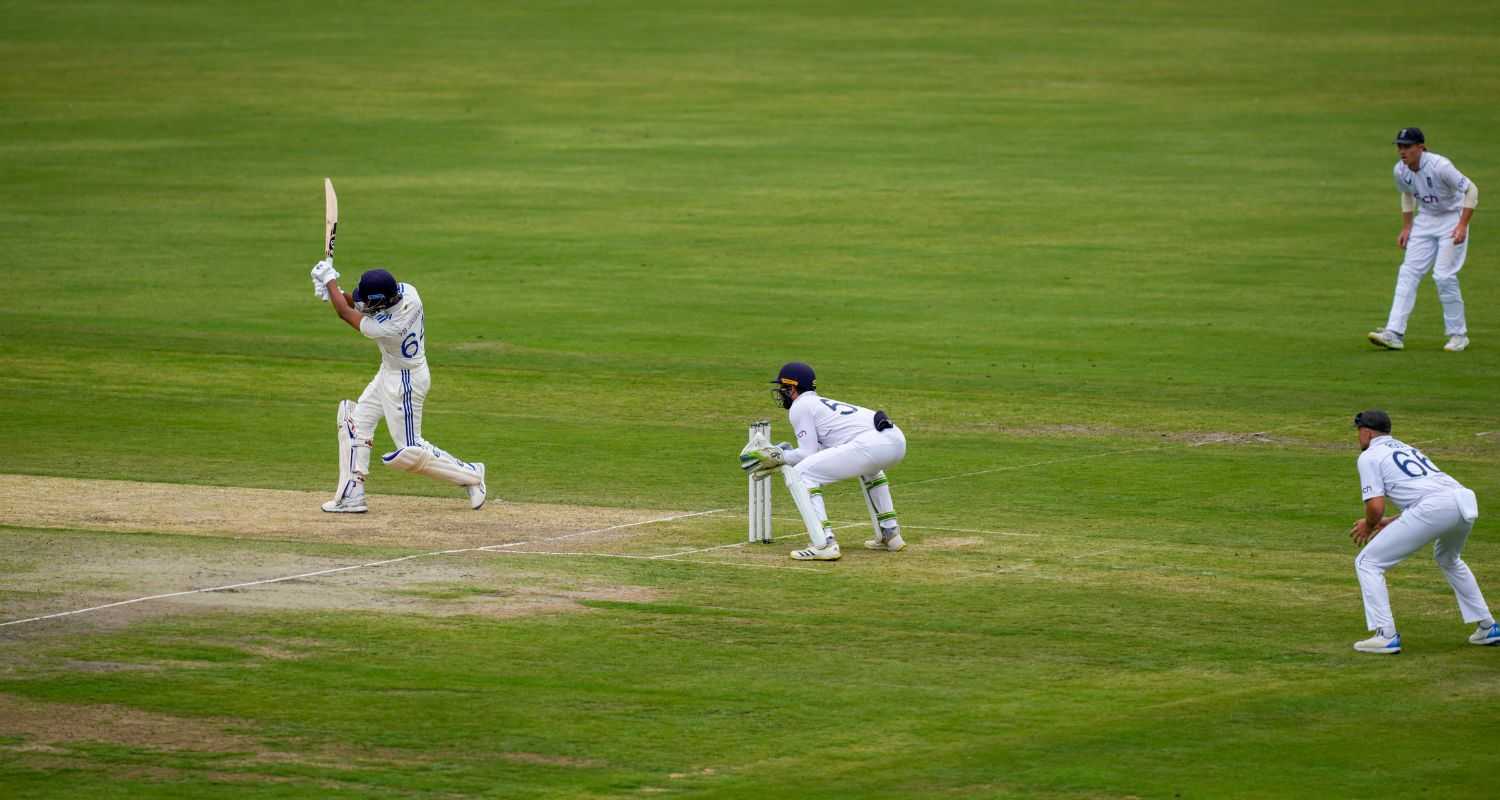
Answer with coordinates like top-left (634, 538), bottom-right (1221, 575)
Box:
top-left (310, 260), bottom-right (487, 513)
top-left (739, 362), bottom-right (907, 561)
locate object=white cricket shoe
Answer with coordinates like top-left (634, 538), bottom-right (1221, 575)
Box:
top-left (864, 527), bottom-right (906, 551)
top-left (466, 462), bottom-right (488, 510)
top-left (321, 492), bottom-right (368, 514)
top-left (791, 540), bottom-right (841, 561)
top-left (1469, 622), bottom-right (1500, 646)
top-left (1353, 631), bottom-right (1401, 654)
top-left (1367, 329), bottom-right (1405, 350)
top-left (1444, 335), bottom-right (1470, 352)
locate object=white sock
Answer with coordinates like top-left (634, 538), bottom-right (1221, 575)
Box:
top-left (1378, 627), bottom-right (1396, 639)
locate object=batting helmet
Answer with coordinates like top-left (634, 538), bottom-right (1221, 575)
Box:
top-left (771, 362), bottom-right (815, 409)
top-left (353, 269), bottom-right (402, 313)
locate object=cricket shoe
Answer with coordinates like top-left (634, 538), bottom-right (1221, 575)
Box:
top-left (791, 540), bottom-right (841, 561)
top-left (321, 493), bottom-right (368, 514)
top-left (1469, 622), bottom-right (1500, 646)
top-left (1444, 335), bottom-right (1470, 352)
top-left (1353, 631), bottom-right (1401, 654)
top-left (466, 462), bottom-right (488, 510)
top-left (1367, 329), bottom-right (1405, 350)
top-left (864, 527), bottom-right (906, 551)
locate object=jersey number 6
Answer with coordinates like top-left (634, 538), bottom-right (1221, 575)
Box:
top-left (1392, 449), bottom-right (1438, 478)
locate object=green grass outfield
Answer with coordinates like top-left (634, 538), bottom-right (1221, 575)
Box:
top-left (3, 1), bottom-right (1499, 797)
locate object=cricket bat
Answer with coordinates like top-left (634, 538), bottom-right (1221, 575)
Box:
top-left (324, 178), bottom-right (338, 261)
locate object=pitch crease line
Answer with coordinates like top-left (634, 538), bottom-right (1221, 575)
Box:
top-left (491, 550), bottom-right (824, 572)
top-left (0, 507), bottom-right (730, 629)
top-left (902, 421), bottom-right (1325, 489)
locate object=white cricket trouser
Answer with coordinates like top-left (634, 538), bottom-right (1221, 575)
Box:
top-left (795, 427), bottom-right (906, 535)
top-left (1355, 489), bottom-right (1489, 633)
top-left (797, 426), bottom-right (907, 487)
top-left (1384, 220), bottom-right (1469, 336)
top-left (353, 364), bottom-right (430, 449)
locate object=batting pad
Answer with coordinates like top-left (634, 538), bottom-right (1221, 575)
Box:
top-left (383, 445), bottom-right (482, 487)
top-left (334, 399), bottom-right (370, 502)
top-left (861, 471), bottom-right (898, 534)
top-left (780, 464), bottom-right (834, 547)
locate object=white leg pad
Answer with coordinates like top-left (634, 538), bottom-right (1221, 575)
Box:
top-left (383, 444), bottom-right (482, 487)
top-left (780, 464), bottom-right (833, 547)
top-left (861, 471), bottom-right (899, 534)
top-left (334, 399), bottom-right (370, 503)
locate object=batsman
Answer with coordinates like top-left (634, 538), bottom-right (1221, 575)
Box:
top-left (740, 362), bottom-right (907, 560)
top-left (307, 181), bottom-right (485, 513)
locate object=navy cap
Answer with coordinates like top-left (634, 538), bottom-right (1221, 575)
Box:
top-left (772, 362), bottom-right (816, 393)
top-left (1394, 127), bottom-right (1424, 145)
top-left (1353, 409), bottom-right (1392, 433)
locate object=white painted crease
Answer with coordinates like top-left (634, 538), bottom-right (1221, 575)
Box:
top-left (0, 508), bottom-right (730, 628)
top-left (493, 549), bottom-right (825, 573)
top-left (9, 419), bottom-right (1477, 629)
top-left (903, 420), bottom-right (1338, 488)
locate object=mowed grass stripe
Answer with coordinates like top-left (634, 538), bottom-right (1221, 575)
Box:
top-left (4, 0), bottom-right (1500, 796)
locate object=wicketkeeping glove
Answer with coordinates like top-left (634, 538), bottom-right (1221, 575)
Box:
top-left (738, 443), bottom-right (786, 473)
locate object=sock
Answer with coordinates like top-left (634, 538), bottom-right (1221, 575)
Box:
top-left (1378, 627), bottom-right (1396, 639)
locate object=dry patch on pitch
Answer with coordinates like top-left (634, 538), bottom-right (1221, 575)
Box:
top-left (0, 474), bottom-right (678, 550)
top-left (0, 693), bottom-right (263, 754)
top-left (0, 474), bottom-right (678, 627)
top-left (0, 693), bottom-right (497, 784)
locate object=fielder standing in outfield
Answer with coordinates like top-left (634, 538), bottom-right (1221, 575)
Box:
top-left (740, 362), bottom-right (906, 561)
top-left (309, 259), bottom-right (486, 513)
top-left (1346, 410), bottom-right (1498, 654)
top-left (1368, 128), bottom-right (1479, 353)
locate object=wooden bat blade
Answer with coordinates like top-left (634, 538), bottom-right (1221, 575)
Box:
top-left (324, 178), bottom-right (339, 260)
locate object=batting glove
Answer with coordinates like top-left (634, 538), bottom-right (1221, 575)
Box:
top-left (310, 259), bottom-right (340, 287)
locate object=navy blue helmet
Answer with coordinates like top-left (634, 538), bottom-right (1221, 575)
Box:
top-left (353, 269), bottom-right (401, 314)
top-left (771, 362), bottom-right (815, 409)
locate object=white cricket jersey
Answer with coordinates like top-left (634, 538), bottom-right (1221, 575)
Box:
top-left (1394, 152), bottom-right (1470, 230)
top-left (358, 283), bottom-right (427, 370)
top-left (1357, 435), bottom-right (1466, 510)
top-left (782, 391), bottom-right (884, 465)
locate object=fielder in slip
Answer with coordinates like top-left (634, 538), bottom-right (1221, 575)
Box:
top-left (1347, 410), bottom-right (1498, 654)
top-left (740, 362), bottom-right (906, 561)
top-left (310, 259), bottom-right (487, 513)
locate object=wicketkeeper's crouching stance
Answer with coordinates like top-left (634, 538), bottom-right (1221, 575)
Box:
top-left (310, 260), bottom-right (487, 513)
top-left (740, 362), bottom-right (906, 561)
